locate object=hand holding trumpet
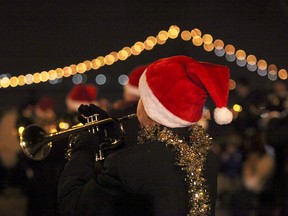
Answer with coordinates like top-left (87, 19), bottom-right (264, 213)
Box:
top-left (67, 104), bottom-right (124, 161)
top-left (20, 104), bottom-right (137, 161)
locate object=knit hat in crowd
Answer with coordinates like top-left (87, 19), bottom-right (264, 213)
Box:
top-left (66, 84), bottom-right (98, 112)
top-left (138, 55), bottom-right (233, 128)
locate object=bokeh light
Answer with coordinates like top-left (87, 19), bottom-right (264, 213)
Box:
top-left (278, 69), bottom-right (287, 80)
top-left (192, 36), bottom-right (203, 46)
top-left (181, 30), bottom-right (192, 41)
top-left (118, 74), bottom-right (129, 85)
top-left (95, 74), bottom-right (107, 85)
top-left (229, 79), bottom-right (236, 90)
top-left (72, 74), bottom-right (83, 84)
top-left (2, 25), bottom-right (287, 88)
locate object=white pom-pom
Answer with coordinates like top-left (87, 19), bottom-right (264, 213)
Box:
top-left (214, 107), bottom-right (233, 125)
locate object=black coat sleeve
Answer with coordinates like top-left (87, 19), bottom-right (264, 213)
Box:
top-left (57, 134), bottom-right (125, 216)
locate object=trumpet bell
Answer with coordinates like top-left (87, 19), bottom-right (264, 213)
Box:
top-left (19, 113), bottom-right (137, 161)
top-left (20, 124), bottom-right (52, 160)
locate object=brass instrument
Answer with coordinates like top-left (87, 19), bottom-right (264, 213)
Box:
top-left (20, 113), bottom-right (137, 160)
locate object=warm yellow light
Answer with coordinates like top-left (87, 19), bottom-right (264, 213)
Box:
top-left (3, 25), bottom-right (282, 88)
top-left (192, 36), bottom-right (203, 46)
top-left (110, 51), bottom-right (119, 62)
top-left (135, 42), bottom-right (144, 51)
top-left (168, 28), bottom-right (179, 39)
top-left (49, 128), bottom-right (57, 134)
top-left (146, 36), bottom-right (157, 45)
top-left (118, 50), bottom-right (129, 60)
top-left (191, 28), bottom-right (202, 37)
top-left (1, 77), bottom-right (10, 88)
top-left (181, 30), bottom-right (192, 41)
top-left (236, 50), bottom-right (246, 60)
top-left (70, 64), bottom-right (77, 75)
top-left (83, 60), bottom-right (92, 71)
top-left (48, 70), bottom-right (57, 81)
top-left (18, 126), bottom-right (25, 136)
top-left (169, 25), bottom-right (180, 32)
top-left (97, 56), bottom-right (105, 67)
top-left (133, 44), bottom-right (142, 53)
top-left (55, 68), bottom-right (64, 78)
top-left (229, 79), bottom-right (236, 90)
top-left (203, 43), bottom-right (214, 52)
top-left (77, 63), bottom-right (87, 73)
top-left (91, 59), bottom-right (101, 69)
top-left (278, 69), bottom-right (287, 80)
top-left (144, 40), bottom-right (154, 50)
top-left (131, 46), bottom-right (141, 56)
top-left (257, 59), bottom-right (267, 70)
top-left (247, 55), bottom-right (257, 65)
top-left (63, 66), bottom-right (72, 77)
top-left (104, 54), bottom-right (115, 65)
top-left (214, 39), bottom-right (224, 49)
top-left (18, 75), bottom-right (26, 86)
top-left (59, 121), bottom-right (70, 130)
top-left (225, 44), bottom-right (235, 55)
top-left (10, 76), bottom-right (19, 87)
top-left (203, 34), bottom-right (213, 44)
top-left (123, 47), bottom-right (132, 57)
top-left (158, 30), bottom-right (169, 41)
top-left (40, 71), bottom-right (49, 82)
top-left (233, 104), bottom-right (242, 112)
top-left (33, 72), bottom-right (41, 83)
top-left (156, 35), bottom-right (166, 45)
top-left (145, 38), bottom-right (154, 46)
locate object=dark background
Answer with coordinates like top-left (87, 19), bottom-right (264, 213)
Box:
top-left (0, 0), bottom-right (287, 113)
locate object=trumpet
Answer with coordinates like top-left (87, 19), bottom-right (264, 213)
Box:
top-left (20, 113), bottom-right (137, 160)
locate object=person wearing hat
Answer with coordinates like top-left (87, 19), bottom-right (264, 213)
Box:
top-left (57, 84), bottom-right (102, 132)
top-left (110, 64), bottom-right (149, 149)
top-left (112, 64), bottom-right (148, 109)
top-left (58, 55), bottom-right (233, 215)
top-left (66, 84), bottom-right (99, 113)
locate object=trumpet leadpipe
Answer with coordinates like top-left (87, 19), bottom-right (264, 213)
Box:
top-left (20, 113), bottom-right (137, 160)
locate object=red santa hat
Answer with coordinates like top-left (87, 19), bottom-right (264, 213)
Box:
top-left (124, 64), bottom-right (148, 100)
top-left (138, 55), bottom-right (233, 127)
top-left (66, 84), bottom-right (98, 112)
top-left (37, 96), bottom-right (56, 111)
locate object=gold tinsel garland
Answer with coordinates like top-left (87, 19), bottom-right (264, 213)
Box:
top-left (138, 124), bottom-right (212, 216)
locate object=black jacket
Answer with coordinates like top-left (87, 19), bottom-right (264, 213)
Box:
top-left (58, 128), bottom-right (218, 216)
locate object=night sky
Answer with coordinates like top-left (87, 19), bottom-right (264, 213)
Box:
top-left (0, 0), bottom-right (287, 113)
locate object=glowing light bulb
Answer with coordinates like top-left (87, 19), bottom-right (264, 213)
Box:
top-left (192, 36), bottom-right (203, 46)
top-left (181, 30), bottom-right (192, 41)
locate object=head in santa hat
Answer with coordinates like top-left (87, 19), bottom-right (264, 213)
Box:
top-left (123, 64), bottom-right (149, 102)
top-left (137, 55), bottom-right (233, 128)
top-left (66, 84), bottom-right (99, 113)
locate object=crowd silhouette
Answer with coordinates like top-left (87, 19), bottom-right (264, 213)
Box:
top-left (0, 75), bottom-right (287, 216)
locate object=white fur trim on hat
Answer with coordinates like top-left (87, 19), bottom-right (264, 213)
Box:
top-left (214, 107), bottom-right (233, 125)
top-left (139, 72), bottom-right (193, 128)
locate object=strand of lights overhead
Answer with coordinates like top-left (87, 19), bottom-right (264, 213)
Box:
top-left (1, 25), bottom-right (287, 89)
top-left (0, 25), bottom-right (180, 89)
top-left (181, 28), bottom-right (287, 81)
top-left (180, 28), bottom-right (287, 120)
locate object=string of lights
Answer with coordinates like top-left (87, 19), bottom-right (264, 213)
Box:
top-left (0, 25), bottom-right (287, 89)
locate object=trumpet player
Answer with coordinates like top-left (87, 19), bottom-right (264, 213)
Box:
top-left (58, 55), bottom-right (233, 216)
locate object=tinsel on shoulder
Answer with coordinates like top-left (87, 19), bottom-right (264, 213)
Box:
top-left (138, 123), bottom-right (213, 216)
